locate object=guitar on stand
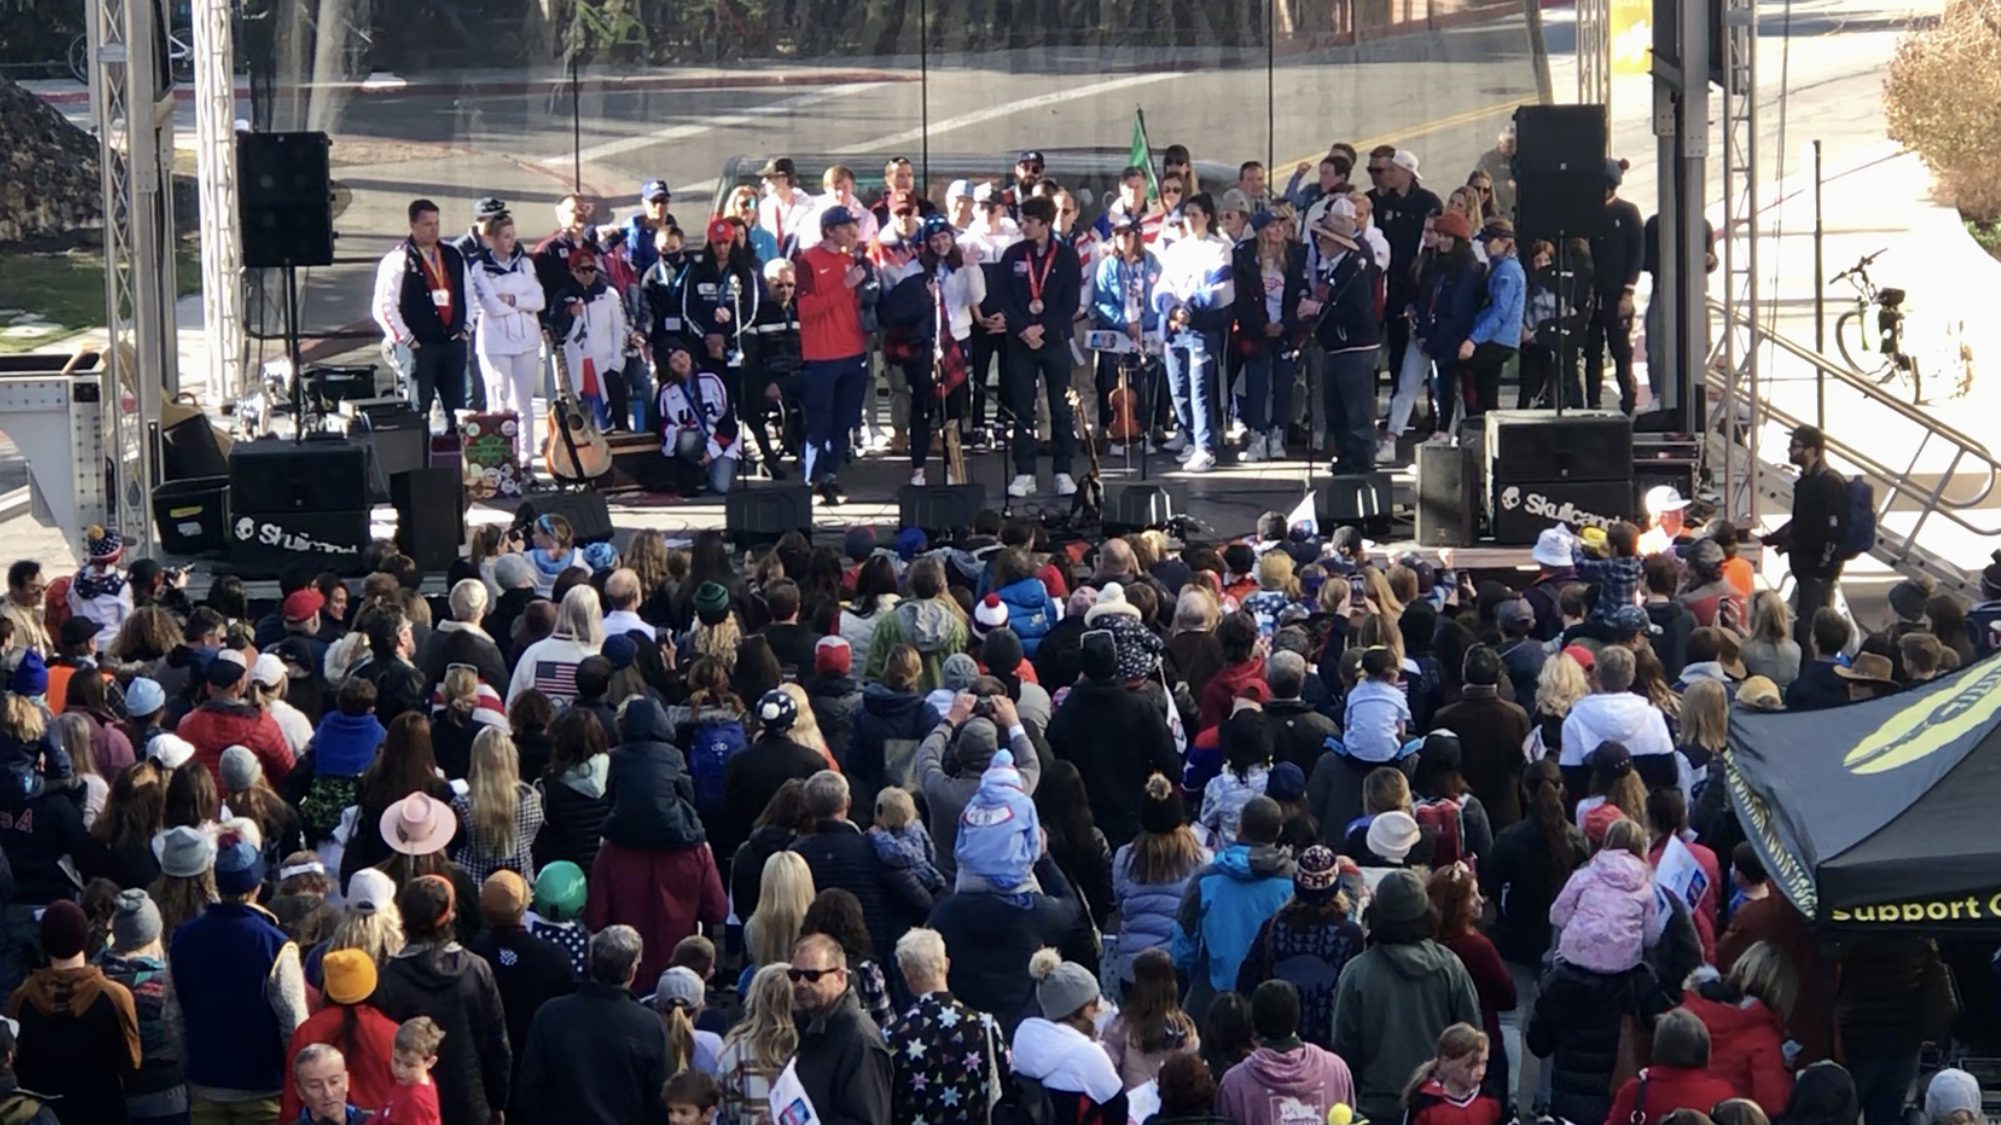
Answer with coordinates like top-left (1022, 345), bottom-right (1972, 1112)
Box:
top-left (933, 279), bottom-right (971, 487)
top-left (542, 326), bottom-right (614, 484)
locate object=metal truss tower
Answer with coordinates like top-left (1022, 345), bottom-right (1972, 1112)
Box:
top-left (192, 0), bottom-right (245, 403)
top-left (1716, 0), bottom-right (1760, 522)
top-left (86, 0), bottom-right (178, 553)
top-left (1576, 0), bottom-right (1611, 107)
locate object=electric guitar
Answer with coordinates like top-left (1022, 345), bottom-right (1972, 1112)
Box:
top-left (542, 325), bottom-right (614, 483)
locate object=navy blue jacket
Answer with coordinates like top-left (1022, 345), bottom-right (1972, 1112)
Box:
top-left (999, 236), bottom-right (1083, 341)
top-left (1231, 240), bottom-right (1308, 360)
top-left (170, 903), bottom-right (292, 1093)
top-left (1414, 255), bottom-right (1486, 362)
top-left (1313, 250), bottom-right (1382, 354)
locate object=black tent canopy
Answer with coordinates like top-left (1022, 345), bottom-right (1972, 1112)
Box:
top-left (1726, 655), bottom-right (2001, 932)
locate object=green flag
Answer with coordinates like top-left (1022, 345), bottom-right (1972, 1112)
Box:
top-left (1129, 107), bottom-right (1161, 200)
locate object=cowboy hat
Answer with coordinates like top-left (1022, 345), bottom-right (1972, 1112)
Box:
top-left (1311, 211), bottom-right (1360, 252)
top-left (1833, 653), bottom-right (1897, 686)
top-left (380, 791), bottom-right (458, 857)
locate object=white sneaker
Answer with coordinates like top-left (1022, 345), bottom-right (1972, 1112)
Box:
top-left (1160, 434), bottom-right (1189, 454)
top-left (1241, 434), bottom-right (1264, 463)
top-left (1424, 430), bottom-right (1455, 446)
top-left (1227, 419), bottom-right (1246, 442)
top-left (910, 468), bottom-right (926, 487)
top-left (1175, 444), bottom-right (1199, 463)
top-left (1007, 473), bottom-right (1037, 498)
top-left (1108, 443), bottom-right (1125, 457)
top-left (1183, 449), bottom-right (1217, 473)
top-left (1376, 435), bottom-right (1398, 464)
top-left (1054, 473), bottom-right (1078, 497)
top-left (1267, 428), bottom-right (1287, 458)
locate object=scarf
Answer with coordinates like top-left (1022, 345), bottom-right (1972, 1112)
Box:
top-left (72, 564), bottom-right (125, 602)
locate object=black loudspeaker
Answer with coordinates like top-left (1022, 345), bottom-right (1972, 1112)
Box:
top-left (1415, 444), bottom-right (1477, 548)
top-left (1485, 410), bottom-right (1633, 483)
top-left (238, 131), bottom-right (334, 269)
top-left (1514, 105), bottom-right (1609, 239)
top-left (227, 439), bottom-right (371, 574)
top-left (392, 467), bottom-right (465, 574)
top-left (152, 477), bottom-right (231, 555)
top-left (514, 490), bottom-right (614, 545)
top-left (229, 437), bottom-right (369, 514)
top-left (1316, 474), bottom-right (1393, 534)
top-left (1105, 484), bottom-right (1178, 533)
top-left (726, 481), bottom-right (813, 544)
top-left (1491, 478), bottom-right (1637, 545)
top-left (345, 403), bottom-right (428, 502)
top-left (898, 484), bottom-right (987, 533)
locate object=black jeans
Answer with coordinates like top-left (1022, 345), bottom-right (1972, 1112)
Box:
top-left (410, 337), bottom-right (467, 434)
top-left (1517, 343), bottom-right (1585, 409)
top-left (903, 357), bottom-right (939, 469)
top-left (1585, 299), bottom-right (1635, 413)
top-left (1004, 339), bottom-right (1076, 475)
top-left (968, 328), bottom-right (1006, 429)
top-left (1793, 569), bottom-right (1841, 649)
top-left (1464, 342), bottom-right (1516, 417)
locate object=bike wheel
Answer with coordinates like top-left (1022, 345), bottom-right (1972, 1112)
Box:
top-left (1835, 310), bottom-right (1874, 373)
top-left (68, 34), bottom-right (90, 85)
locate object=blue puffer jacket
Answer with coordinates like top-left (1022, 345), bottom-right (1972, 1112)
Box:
top-left (1112, 841), bottom-right (1209, 984)
top-left (1171, 842), bottom-right (1297, 992)
top-left (993, 577), bottom-right (1060, 655)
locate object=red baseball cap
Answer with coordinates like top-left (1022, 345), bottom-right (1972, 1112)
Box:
top-left (885, 189), bottom-right (918, 213)
top-left (282, 588), bottom-right (325, 623)
top-left (568, 248), bottom-right (598, 270)
top-left (1562, 643), bottom-right (1596, 673)
top-left (706, 217), bottom-right (735, 247)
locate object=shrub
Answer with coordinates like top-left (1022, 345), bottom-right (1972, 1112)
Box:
top-left (1885, 2), bottom-right (2001, 224)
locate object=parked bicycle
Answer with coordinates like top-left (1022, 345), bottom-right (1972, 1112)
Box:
top-left (69, 28), bottom-right (195, 86)
top-left (1830, 249), bottom-right (1928, 404)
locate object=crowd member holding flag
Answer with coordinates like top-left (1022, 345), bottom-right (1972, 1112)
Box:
top-left (549, 247), bottom-right (634, 431)
top-left (882, 215), bottom-right (987, 487)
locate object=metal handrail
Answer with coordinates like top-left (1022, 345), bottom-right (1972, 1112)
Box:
top-left (1705, 301), bottom-right (2001, 576)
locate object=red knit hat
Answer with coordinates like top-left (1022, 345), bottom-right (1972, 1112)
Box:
top-left (814, 635), bottom-right (852, 677)
top-left (973, 593), bottom-right (1009, 637)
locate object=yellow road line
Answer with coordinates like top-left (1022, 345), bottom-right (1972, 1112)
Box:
top-left (1276, 99), bottom-right (1523, 174)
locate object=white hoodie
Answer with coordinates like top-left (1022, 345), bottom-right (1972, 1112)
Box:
top-left (1559, 690), bottom-right (1676, 766)
top-left (469, 249), bottom-right (546, 358)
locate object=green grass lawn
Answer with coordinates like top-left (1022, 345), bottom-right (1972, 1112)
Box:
top-left (0, 243), bottom-right (202, 355)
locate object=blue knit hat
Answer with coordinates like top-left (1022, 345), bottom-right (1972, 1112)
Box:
top-left (213, 831), bottom-right (265, 896)
top-left (8, 651), bottom-right (47, 698)
top-left (755, 688), bottom-right (797, 733)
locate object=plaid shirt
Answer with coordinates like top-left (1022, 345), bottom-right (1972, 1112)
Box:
top-left (1572, 549), bottom-right (1646, 623)
top-left (450, 784), bottom-right (544, 883)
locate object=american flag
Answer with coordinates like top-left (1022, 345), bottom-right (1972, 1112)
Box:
top-left (533, 660), bottom-right (580, 704)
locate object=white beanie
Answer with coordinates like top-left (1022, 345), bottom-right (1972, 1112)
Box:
top-left (973, 593), bottom-right (1009, 636)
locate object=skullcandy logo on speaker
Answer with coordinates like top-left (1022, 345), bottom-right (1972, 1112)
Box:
top-left (233, 517), bottom-right (362, 555)
top-left (1507, 489), bottom-right (1616, 529)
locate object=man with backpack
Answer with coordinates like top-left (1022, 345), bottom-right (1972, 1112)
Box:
top-left (1762, 424), bottom-right (1855, 649)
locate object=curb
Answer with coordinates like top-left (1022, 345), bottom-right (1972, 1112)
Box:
top-left (32, 67), bottom-right (920, 107)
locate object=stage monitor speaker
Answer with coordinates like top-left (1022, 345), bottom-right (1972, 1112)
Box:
top-left (1415, 444), bottom-right (1477, 548)
top-left (1491, 478), bottom-right (1637, 545)
top-left (237, 131), bottom-right (334, 269)
top-left (1105, 484), bottom-right (1178, 533)
top-left (898, 483), bottom-right (987, 533)
top-left (392, 467), bottom-right (465, 574)
top-left (347, 406), bottom-right (428, 502)
top-left (1316, 474), bottom-right (1393, 534)
top-left (1485, 410), bottom-right (1633, 484)
top-left (229, 437), bottom-right (369, 514)
top-left (726, 482), bottom-right (813, 544)
top-left (152, 477), bottom-right (231, 556)
top-left (514, 490), bottom-right (614, 545)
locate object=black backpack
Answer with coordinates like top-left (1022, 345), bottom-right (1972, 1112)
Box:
top-left (991, 1073), bottom-right (1055, 1125)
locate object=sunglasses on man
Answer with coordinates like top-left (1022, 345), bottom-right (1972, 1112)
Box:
top-left (787, 966), bottom-right (843, 983)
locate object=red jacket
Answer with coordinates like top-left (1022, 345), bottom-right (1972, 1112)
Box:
top-left (586, 839), bottom-right (728, 988)
top-left (1198, 657), bottom-right (1267, 731)
top-left (280, 1001), bottom-right (400, 1122)
top-left (1405, 1078), bottom-right (1503, 1125)
top-left (1680, 992), bottom-right (1793, 1114)
top-left (1607, 1065), bottom-right (1739, 1125)
top-left (177, 699), bottom-right (295, 784)
top-left (794, 244), bottom-right (866, 362)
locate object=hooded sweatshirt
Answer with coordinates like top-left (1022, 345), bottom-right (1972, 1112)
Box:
top-left (914, 717), bottom-right (1042, 883)
top-left (6, 964), bottom-right (141, 1124)
top-left (1550, 849), bottom-right (1663, 975)
top-left (864, 598), bottom-right (967, 691)
top-left (1558, 691), bottom-right (1675, 766)
top-left (372, 943), bottom-right (512, 1125)
top-left (1330, 941), bottom-right (1481, 1124)
top-left (1215, 1042), bottom-right (1355, 1125)
top-left (1172, 843), bottom-right (1297, 991)
top-left (600, 699), bottom-right (706, 850)
top-left (1679, 977), bottom-right (1792, 1113)
top-left (952, 747), bottom-right (1042, 898)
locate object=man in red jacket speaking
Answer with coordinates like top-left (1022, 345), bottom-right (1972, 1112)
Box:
top-left (793, 205), bottom-right (871, 505)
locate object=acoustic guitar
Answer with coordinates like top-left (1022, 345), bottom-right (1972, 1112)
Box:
top-left (542, 326), bottom-right (614, 483)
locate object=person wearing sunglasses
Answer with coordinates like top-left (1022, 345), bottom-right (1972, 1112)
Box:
top-left (548, 247), bottom-right (630, 432)
top-left (724, 185), bottom-right (778, 264)
top-left (740, 259), bottom-right (805, 476)
top-left (1154, 175), bottom-right (1190, 249)
top-left (1006, 148), bottom-right (1045, 220)
top-left (787, 933), bottom-right (892, 1125)
top-left (754, 156), bottom-right (813, 259)
top-left (624, 178), bottom-right (673, 273)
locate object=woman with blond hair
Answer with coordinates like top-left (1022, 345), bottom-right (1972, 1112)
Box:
top-left (1529, 649), bottom-right (1592, 760)
top-left (507, 584), bottom-right (605, 707)
top-left (451, 726), bottom-right (543, 882)
top-left (715, 963), bottom-right (797, 1125)
top-left (742, 851), bottom-right (814, 986)
top-left (1678, 678), bottom-right (1730, 788)
top-left (1739, 590), bottom-right (1801, 689)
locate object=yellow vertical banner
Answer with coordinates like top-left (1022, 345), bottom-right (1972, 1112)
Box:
top-left (1611, 0), bottom-right (1653, 75)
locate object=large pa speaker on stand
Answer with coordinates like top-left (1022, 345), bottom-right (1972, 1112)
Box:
top-left (237, 132), bottom-right (334, 269)
top-left (1513, 105), bottom-right (1609, 241)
